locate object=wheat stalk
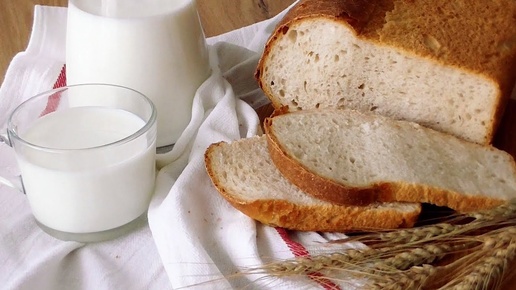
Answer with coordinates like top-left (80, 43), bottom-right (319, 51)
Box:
top-left (253, 248), bottom-right (381, 277)
top-left (437, 227), bottom-right (516, 290)
top-left (245, 239), bottom-right (476, 287)
top-left (377, 223), bottom-right (459, 244)
top-left (375, 243), bottom-right (462, 271)
top-left (235, 200), bottom-right (516, 289)
top-left (371, 264), bottom-right (437, 290)
top-left (466, 200), bottom-right (516, 221)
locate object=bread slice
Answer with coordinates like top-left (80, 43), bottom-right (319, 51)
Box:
top-left (255, 0), bottom-right (516, 145)
top-left (264, 108), bottom-right (516, 212)
top-left (205, 136), bottom-right (422, 231)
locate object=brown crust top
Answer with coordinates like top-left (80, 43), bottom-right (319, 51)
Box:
top-left (276, 0), bottom-right (380, 33)
top-left (263, 113), bottom-right (507, 213)
top-left (204, 141), bottom-right (421, 231)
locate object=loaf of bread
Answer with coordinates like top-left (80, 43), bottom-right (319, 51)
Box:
top-left (264, 108), bottom-right (516, 212)
top-left (256, 0), bottom-right (516, 144)
top-left (205, 136), bottom-right (422, 231)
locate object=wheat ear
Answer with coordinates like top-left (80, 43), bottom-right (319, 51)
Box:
top-left (437, 227), bottom-right (516, 290)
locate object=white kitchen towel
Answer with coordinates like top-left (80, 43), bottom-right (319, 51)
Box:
top-left (0, 3), bottom-right (361, 290)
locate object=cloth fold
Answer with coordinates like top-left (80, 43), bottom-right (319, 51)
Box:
top-left (0, 3), bottom-right (360, 290)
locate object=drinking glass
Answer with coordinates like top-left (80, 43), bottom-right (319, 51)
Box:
top-left (0, 84), bottom-right (157, 242)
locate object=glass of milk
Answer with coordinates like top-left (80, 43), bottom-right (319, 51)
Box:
top-left (66, 0), bottom-right (211, 149)
top-left (0, 84), bottom-right (157, 242)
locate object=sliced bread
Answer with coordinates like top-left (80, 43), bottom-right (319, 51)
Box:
top-left (264, 109), bottom-right (516, 212)
top-left (255, 0), bottom-right (516, 144)
top-left (204, 136), bottom-right (422, 231)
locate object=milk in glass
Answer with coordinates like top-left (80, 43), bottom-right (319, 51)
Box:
top-left (17, 107), bottom-right (156, 233)
top-left (66, 0), bottom-right (211, 147)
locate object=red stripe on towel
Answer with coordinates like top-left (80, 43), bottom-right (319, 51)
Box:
top-left (41, 64), bottom-right (66, 116)
top-left (275, 228), bottom-right (341, 290)
top-left (53, 64), bottom-right (67, 89)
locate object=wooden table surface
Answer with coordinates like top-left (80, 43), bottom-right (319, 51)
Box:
top-left (2, 0), bottom-right (516, 288)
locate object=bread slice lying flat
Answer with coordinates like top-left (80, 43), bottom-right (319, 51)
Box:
top-left (255, 0), bottom-right (516, 145)
top-left (205, 136), bottom-right (422, 231)
top-left (264, 109), bottom-right (516, 212)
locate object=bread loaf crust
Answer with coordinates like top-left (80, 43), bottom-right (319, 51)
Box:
top-left (256, 0), bottom-right (516, 144)
top-left (215, 194), bottom-right (420, 231)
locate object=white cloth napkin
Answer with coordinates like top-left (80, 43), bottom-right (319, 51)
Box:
top-left (0, 4), bottom-right (362, 290)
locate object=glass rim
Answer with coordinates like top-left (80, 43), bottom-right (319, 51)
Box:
top-left (7, 83), bottom-right (157, 153)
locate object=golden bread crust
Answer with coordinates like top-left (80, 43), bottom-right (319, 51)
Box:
top-left (228, 198), bottom-right (420, 231)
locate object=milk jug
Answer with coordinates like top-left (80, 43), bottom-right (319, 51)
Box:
top-left (66, 0), bottom-right (211, 148)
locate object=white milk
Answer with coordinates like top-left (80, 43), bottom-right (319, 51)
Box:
top-left (17, 107), bottom-right (156, 233)
top-left (66, 0), bottom-right (211, 147)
